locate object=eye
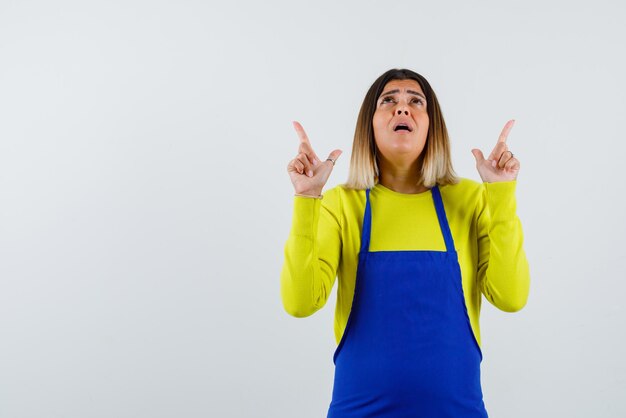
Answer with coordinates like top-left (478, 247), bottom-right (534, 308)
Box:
top-left (381, 96), bottom-right (395, 104)
top-left (411, 98), bottom-right (425, 105)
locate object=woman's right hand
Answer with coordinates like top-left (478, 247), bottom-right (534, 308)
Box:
top-left (287, 121), bottom-right (342, 197)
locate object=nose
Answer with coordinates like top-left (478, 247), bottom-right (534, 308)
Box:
top-left (396, 102), bottom-right (410, 116)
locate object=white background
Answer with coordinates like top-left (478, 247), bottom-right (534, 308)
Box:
top-left (1, 0), bottom-right (625, 417)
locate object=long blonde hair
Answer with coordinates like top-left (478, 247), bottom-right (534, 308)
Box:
top-left (345, 68), bottom-right (459, 190)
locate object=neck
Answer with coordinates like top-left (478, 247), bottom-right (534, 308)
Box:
top-left (378, 157), bottom-right (429, 194)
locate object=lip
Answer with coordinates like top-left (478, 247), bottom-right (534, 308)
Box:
top-left (392, 120), bottom-right (413, 132)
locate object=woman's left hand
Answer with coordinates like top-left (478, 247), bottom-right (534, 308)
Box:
top-left (471, 119), bottom-right (520, 183)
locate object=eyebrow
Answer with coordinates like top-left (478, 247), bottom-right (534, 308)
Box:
top-left (379, 89), bottom-right (426, 101)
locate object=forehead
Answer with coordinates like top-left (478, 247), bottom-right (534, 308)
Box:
top-left (380, 79), bottom-right (424, 96)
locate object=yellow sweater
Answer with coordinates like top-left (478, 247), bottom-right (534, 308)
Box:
top-left (280, 178), bottom-right (530, 348)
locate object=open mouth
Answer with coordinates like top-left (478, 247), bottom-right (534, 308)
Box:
top-left (393, 124), bottom-right (412, 132)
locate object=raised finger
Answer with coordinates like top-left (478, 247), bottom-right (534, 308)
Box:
top-left (293, 121), bottom-right (309, 141)
top-left (496, 119), bottom-right (515, 145)
top-left (293, 121), bottom-right (321, 165)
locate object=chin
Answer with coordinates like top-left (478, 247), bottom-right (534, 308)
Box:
top-left (389, 142), bottom-right (422, 154)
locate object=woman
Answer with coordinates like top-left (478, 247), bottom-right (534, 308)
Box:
top-left (281, 68), bottom-right (530, 417)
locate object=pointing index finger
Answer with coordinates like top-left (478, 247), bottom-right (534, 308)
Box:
top-left (497, 119), bottom-right (515, 144)
top-left (293, 121), bottom-right (311, 145)
top-left (292, 120), bottom-right (321, 164)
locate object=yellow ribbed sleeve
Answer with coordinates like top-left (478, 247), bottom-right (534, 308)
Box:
top-left (280, 178), bottom-right (531, 348)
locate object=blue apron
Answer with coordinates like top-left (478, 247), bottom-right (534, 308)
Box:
top-left (327, 185), bottom-right (488, 417)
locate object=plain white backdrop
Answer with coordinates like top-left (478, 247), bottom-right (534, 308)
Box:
top-left (1, 0), bottom-right (625, 417)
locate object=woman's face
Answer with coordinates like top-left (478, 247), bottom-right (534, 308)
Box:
top-left (372, 79), bottom-right (429, 166)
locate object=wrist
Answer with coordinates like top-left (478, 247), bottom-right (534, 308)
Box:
top-left (294, 192), bottom-right (323, 199)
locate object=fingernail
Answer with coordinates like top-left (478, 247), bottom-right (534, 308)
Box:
top-left (307, 170), bottom-right (313, 177)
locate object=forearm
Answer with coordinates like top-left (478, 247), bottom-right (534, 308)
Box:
top-left (479, 181), bottom-right (531, 312)
top-left (280, 195), bottom-right (340, 317)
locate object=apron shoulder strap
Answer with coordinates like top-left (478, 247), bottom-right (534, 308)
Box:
top-left (431, 185), bottom-right (457, 253)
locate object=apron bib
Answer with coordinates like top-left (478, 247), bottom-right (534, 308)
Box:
top-left (327, 185), bottom-right (488, 417)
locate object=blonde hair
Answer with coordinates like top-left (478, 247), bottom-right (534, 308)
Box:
top-left (345, 69), bottom-right (459, 190)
